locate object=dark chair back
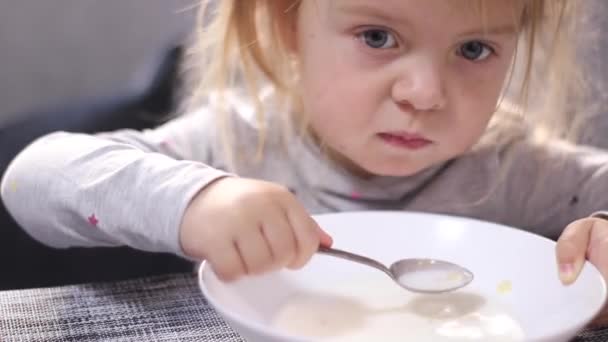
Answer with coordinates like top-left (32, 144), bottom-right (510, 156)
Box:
top-left (0, 46), bottom-right (193, 290)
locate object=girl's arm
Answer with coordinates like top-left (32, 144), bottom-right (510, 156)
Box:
top-left (0, 109), bottom-right (230, 258)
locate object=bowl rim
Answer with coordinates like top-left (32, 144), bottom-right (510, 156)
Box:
top-left (198, 210), bottom-right (608, 340)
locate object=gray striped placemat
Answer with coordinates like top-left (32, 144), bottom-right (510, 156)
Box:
top-left (0, 273), bottom-right (605, 341)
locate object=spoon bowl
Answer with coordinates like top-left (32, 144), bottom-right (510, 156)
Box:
top-left (318, 246), bottom-right (474, 293)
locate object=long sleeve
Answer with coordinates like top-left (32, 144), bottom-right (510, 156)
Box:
top-left (402, 136), bottom-right (608, 241)
top-left (499, 140), bottom-right (608, 239)
top-left (0, 110), bottom-right (229, 258)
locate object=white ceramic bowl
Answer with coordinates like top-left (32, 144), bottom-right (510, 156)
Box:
top-left (199, 211), bottom-right (607, 342)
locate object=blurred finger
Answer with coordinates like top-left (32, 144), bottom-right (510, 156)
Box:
top-left (285, 204), bottom-right (321, 269)
top-left (207, 241), bottom-right (247, 282)
top-left (261, 215), bottom-right (297, 269)
top-left (556, 219), bottom-right (592, 285)
top-left (236, 226), bottom-right (274, 275)
top-left (586, 219), bottom-right (608, 281)
top-left (316, 222), bottom-right (334, 248)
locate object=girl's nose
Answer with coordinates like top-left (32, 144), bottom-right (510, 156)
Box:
top-left (391, 61), bottom-right (447, 112)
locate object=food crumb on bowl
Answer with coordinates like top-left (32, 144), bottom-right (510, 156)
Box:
top-left (497, 280), bottom-right (513, 294)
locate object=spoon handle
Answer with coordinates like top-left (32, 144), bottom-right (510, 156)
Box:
top-left (317, 246), bottom-right (394, 279)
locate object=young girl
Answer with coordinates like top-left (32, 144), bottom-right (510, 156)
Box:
top-left (2, 0), bottom-right (608, 310)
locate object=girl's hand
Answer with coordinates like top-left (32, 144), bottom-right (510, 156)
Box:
top-left (179, 177), bottom-right (333, 282)
top-left (556, 216), bottom-right (608, 326)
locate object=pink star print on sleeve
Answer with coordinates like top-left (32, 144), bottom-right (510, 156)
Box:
top-left (88, 214), bottom-right (99, 227)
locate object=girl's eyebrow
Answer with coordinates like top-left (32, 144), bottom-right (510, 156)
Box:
top-left (459, 25), bottom-right (518, 37)
top-left (334, 2), bottom-right (517, 37)
top-left (333, 2), bottom-right (408, 26)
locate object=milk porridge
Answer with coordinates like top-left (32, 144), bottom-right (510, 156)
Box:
top-left (271, 276), bottom-right (524, 341)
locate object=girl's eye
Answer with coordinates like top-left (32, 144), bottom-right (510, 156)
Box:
top-left (360, 29), bottom-right (398, 49)
top-left (458, 40), bottom-right (494, 61)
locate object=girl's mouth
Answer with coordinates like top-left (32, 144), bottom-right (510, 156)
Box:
top-left (377, 132), bottom-right (433, 150)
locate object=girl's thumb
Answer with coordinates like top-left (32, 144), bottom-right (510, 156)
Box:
top-left (317, 226), bottom-right (333, 248)
top-left (556, 221), bottom-right (591, 285)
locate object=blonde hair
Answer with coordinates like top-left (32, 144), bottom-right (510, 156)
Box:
top-left (497, 1), bottom-right (583, 143)
top-left (185, 0), bottom-right (582, 165)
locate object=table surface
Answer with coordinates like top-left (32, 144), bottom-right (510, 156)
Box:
top-left (0, 272), bottom-right (607, 341)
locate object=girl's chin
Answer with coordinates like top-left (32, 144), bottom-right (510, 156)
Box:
top-left (322, 144), bottom-right (435, 178)
top-left (364, 165), bottom-right (427, 177)
top-left (344, 158), bottom-right (431, 178)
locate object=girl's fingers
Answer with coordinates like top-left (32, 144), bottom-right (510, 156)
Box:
top-left (207, 240), bottom-right (247, 282)
top-left (585, 219), bottom-right (608, 281)
top-left (556, 219), bottom-right (593, 285)
top-left (236, 227), bottom-right (274, 275)
top-left (261, 214), bottom-right (298, 269)
top-left (284, 203), bottom-right (324, 269)
top-left (317, 223), bottom-right (334, 248)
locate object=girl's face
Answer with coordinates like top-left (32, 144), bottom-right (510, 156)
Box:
top-left (295, 0), bottom-right (521, 176)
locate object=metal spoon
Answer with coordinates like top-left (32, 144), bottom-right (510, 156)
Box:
top-left (318, 246), bottom-right (474, 294)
